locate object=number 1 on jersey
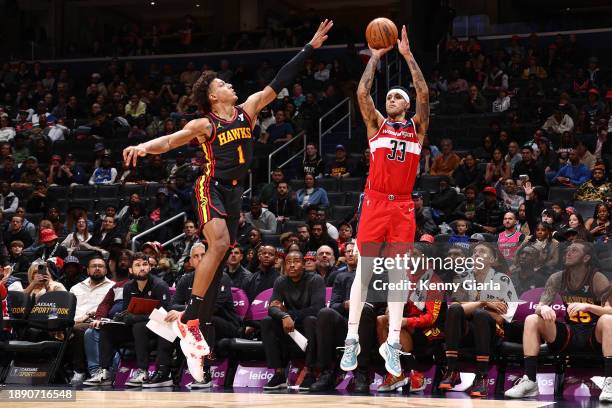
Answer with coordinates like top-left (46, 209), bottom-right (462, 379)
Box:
top-left (237, 145), bottom-right (245, 164)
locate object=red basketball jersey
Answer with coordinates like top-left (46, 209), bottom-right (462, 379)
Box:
top-left (366, 118), bottom-right (421, 196)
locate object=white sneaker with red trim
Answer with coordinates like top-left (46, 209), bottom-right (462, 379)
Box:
top-left (172, 317), bottom-right (209, 382)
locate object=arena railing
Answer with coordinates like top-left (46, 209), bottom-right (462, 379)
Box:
top-left (318, 97), bottom-right (351, 153)
top-left (267, 130), bottom-right (307, 184)
top-left (131, 211), bottom-right (187, 251)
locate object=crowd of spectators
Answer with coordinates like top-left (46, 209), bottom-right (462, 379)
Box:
top-left (0, 29), bottom-right (611, 393)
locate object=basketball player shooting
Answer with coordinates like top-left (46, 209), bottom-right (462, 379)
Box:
top-left (340, 25), bottom-right (429, 378)
top-left (123, 19), bottom-right (333, 382)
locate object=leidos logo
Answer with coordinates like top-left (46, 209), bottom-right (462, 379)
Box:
top-left (249, 371), bottom-right (273, 380)
top-left (234, 300), bottom-right (246, 307)
top-left (210, 370), bottom-right (225, 379)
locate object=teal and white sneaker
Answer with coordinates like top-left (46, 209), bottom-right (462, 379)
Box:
top-left (379, 341), bottom-right (404, 378)
top-left (339, 338), bottom-right (361, 372)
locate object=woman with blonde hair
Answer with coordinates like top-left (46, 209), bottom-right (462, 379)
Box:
top-left (23, 261), bottom-right (66, 300)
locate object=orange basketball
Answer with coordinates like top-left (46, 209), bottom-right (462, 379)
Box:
top-left (365, 17), bottom-right (398, 49)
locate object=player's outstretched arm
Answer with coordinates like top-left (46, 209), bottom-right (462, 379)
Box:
top-left (357, 46), bottom-right (390, 136)
top-left (397, 25), bottom-right (429, 142)
top-left (123, 118), bottom-right (212, 167)
top-left (240, 19), bottom-right (334, 122)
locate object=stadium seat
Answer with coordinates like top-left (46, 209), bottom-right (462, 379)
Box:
top-left (547, 186), bottom-right (577, 202)
top-left (572, 200), bottom-right (599, 220)
top-left (327, 192), bottom-right (346, 206)
top-left (69, 198), bottom-right (95, 213)
top-left (339, 177), bottom-right (365, 192)
top-left (317, 177), bottom-right (340, 192)
top-left (418, 175), bottom-right (445, 193)
top-left (94, 198), bottom-right (121, 212)
top-left (0, 291), bottom-right (76, 384)
top-left (282, 220), bottom-right (303, 233)
top-left (71, 185), bottom-right (94, 198)
top-left (332, 205), bottom-right (355, 222)
top-left (47, 186), bottom-right (69, 201)
top-left (121, 184), bottom-right (146, 198)
top-left (96, 184), bottom-right (120, 198)
top-left (261, 233), bottom-right (280, 247)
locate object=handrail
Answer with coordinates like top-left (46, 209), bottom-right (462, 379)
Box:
top-left (267, 130), bottom-right (307, 183)
top-left (243, 171), bottom-right (253, 198)
top-left (131, 211), bottom-right (187, 251)
top-left (318, 97), bottom-right (351, 152)
top-left (162, 233), bottom-right (185, 248)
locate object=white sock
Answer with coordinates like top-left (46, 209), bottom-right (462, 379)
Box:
top-left (387, 301), bottom-right (404, 346)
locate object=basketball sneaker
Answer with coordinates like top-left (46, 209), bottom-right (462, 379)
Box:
top-left (377, 372), bottom-right (408, 392)
top-left (173, 316), bottom-right (208, 382)
top-left (600, 377), bottom-right (612, 402)
top-left (409, 370), bottom-right (427, 393)
top-left (378, 341), bottom-right (404, 378)
top-left (438, 370), bottom-right (461, 390)
top-left (504, 375), bottom-right (539, 398)
top-left (339, 338), bottom-right (360, 372)
top-left (468, 374), bottom-right (488, 398)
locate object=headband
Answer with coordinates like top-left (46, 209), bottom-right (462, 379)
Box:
top-left (387, 88), bottom-right (410, 104)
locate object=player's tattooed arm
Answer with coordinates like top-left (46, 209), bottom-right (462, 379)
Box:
top-left (357, 52), bottom-right (386, 136)
top-left (538, 271), bottom-right (563, 307)
top-left (397, 25), bottom-right (429, 141)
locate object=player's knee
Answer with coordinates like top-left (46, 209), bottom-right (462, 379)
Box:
top-left (524, 313), bottom-right (541, 329)
top-left (209, 233), bottom-right (230, 254)
top-left (599, 314), bottom-right (612, 331)
top-left (317, 307), bottom-right (335, 320)
top-left (376, 314), bottom-right (388, 328)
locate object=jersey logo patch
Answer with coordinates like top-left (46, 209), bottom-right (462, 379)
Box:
top-left (238, 113), bottom-right (244, 121)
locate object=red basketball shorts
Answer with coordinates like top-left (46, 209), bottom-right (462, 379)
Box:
top-left (355, 189), bottom-right (416, 257)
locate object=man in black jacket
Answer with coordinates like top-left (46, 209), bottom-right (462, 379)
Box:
top-left (243, 245), bottom-right (279, 302)
top-left (314, 245), bottom-right (341, 286)
top-left (223, 246), bottom-right (252, 290)
top-left (268, 181), bottom-right (298, 222)
top-left (474, 187), bottom-right (507, 233)
top-left (430, 177), bottom-right (458, 222)
top-left (88, 215), bottom-right (122, 250)
top-left (262, 250), bottom-right (325, 390)
top-left (83, 253), bottom-right (171, 388)
top-left (513, 146), bottom-right (546, 187)
top-left (157, 243), bottom-right (241, 388)
top-left (305, 222), bottom-right (339, 259)
top-left (4, 216), bottom-right (33, 249)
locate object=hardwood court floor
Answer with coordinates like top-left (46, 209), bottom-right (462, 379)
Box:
top-left (0, 390), bottom-right (555, 408)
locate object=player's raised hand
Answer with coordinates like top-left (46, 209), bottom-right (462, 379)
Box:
top-left (397, 25), bottom-right (411, 56)
top-left (123, 144), bottom-right (147, 167)
top-left (369, 44), bottom-right (394, 59)
top-left (308, 19), bottom-right (334, 49)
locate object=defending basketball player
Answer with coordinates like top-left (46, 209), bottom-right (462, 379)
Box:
top-left (340, 24), bottom-right (429, 378)
top-left (123, 19), bottom-right (333, 382)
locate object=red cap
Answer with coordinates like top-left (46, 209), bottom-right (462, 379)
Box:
top-left (39, 228), bottom-right (58, 243)
top-left (483, 186), bottom-right (497, 195)
top-left (419, 234), bottom-right (435, 244)
top-left (588, 88), bottom-right (600, 95)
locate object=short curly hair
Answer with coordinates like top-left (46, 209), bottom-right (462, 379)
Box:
top-left (192, 71), bottom-right (217, 113)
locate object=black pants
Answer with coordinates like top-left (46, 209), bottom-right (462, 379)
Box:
top-left (99, 322), bottom-right (173, 370)
top-left (357, 304), bottom-right (379, 369)
top-left (444, 304), bottom-right (498, 357)
top-left (313, 308), bottom-right (348, 370)
top-left (261, 316), bottom-right (317, 369)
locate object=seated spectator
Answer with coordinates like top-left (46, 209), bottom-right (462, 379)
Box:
top-left (448, 219), bottom-right (470, 248)
top-left (0, 115), bottom-right (15, 142)
top-left (44, 117), bottom-right (69, 143)
top-left (0, 155), bottom-right (19, 184)
top-left (585, 203), bottom-right (611, 241)
top-left (297, 173), bottom-right (329, 209)
top-left (312, 207), bottom-right (340, 240)
top-left (496, 178), bottom-right (524, 212)
top-left (430, 138), bottom-right (461, 177)
top-left (550, 148), bottom-right (590, 187)
top-left (465, 85), bottom-right (487, 113)
top-left (83, 253), bottom-right (171, 388)
top-left (509, 245), bottom-right (548, 295)
top-left (505, 141), bottom-right (522, 172)
top-left (13, 156), bottom-right (45, 189)
top-left (305, 222), bottom-right (340, 260)
top-left (497, 212), bottom-right (524, 261)
top-left (86, 215), bottom-right (122, 252)
top-left (245, 197), bottom-right (277, 234)
top-left (259, 168), bottom-right (285, 206)
top-left (124, 94), bottom-right (147, 120)
top-left (302, 143), bottom-right (325, 178)
top-left (0, 181), bottom-right (18, 216)
top-left (430, 177), bottom-right (458, 222)
top-left (267, 110), bottom-right (293, 144)
top-left (484, 148), bottom-right (511, 184)
top-left (4, 215), bottom-right (33, 249)
top-left (474, 186), bottom-right (506, 233)
top-left (576, 140), bottom-right (596, 170)
top-left (166, 150), bottom-right (193, 182)
top-left (453, 153), bottom-right (484, 189)
top-left (575, 163), bottom-right (610, 201)
top-left (23, 261), bottom-right (66, 300)
top-left (262, 251), bottom-right (324, 390)
top-left (521, 56), bottom-right (547, 79)
top-left (447, 69), bottom-right (468, 94)
top-left (89, 155), bottom-right (118, 185)
top-left (58, 256), bottom-right (87, 290)
top-left (11, 133), bottom-right (30, 164)
top-left (513, 146), bottom-right (546, 187)
top-left (148, 188), bottom-right (177, 231)
top-left (492, 89), bottom-right (511, 113)
top-left (243, 245), bottom-right (279, 302)
top-left (583, 88), bottom-right (606, 131)
top-left (25, 181), bottom-right (53, 214)
top-left (34, 228), bottom-right (69, 262)
top-left (224, 246), bottom-right (252, 291)
top-left (517, 222), bottom-right (559, 273)
top-left (353, 148), bottom-right (370, 178)
top-left (336, 222), bottom-right (353, 256)
top-left (67, 256), bottom-right (114, 384)
top-left (535, 137), bottom-right (558, 176)
top-left (140, 154), bottom-right (168, 183)
top-left (170, 220), bottom-right (200, 270)
top-left (313, 244), bottom-right (341, 286)
top-left (541, 109), bottom-right (574, 136)
top-left (268, 181), bottom-right (298, 222)
top-left (15, 207), bottom-right (37, 241)
top-left (413, 191), bottom-right (437, 235)
top-left (121, 202), bottom-right (154, 244)
top-left (326, 145), bottom-right (352, 178)
top-left (54, 153), bottom-right (87, 186)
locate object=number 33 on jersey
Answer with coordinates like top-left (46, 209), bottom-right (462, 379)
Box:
top-left (367, 118), bottom-right (421, 196)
